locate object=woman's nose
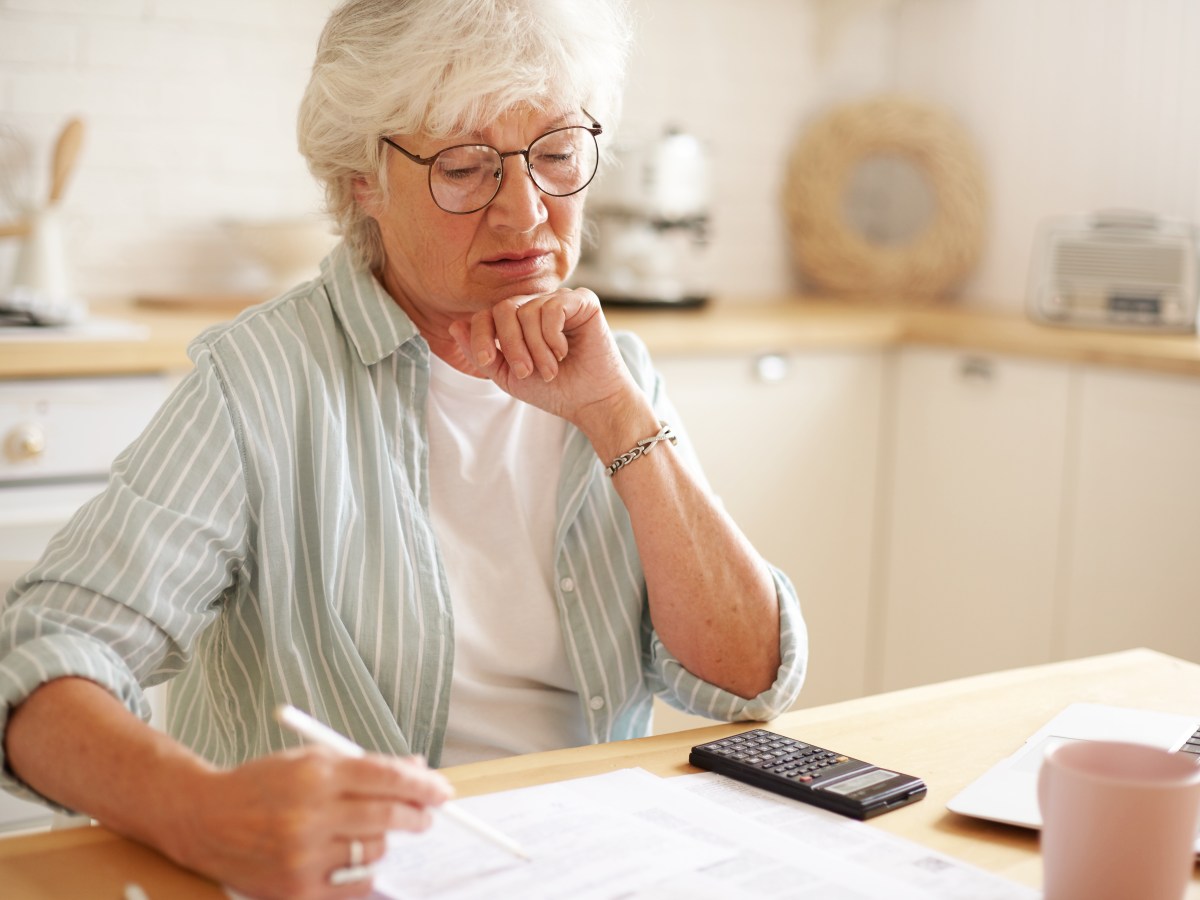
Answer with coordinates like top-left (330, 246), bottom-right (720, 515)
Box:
top-left (486, 155), bottom-right (548, 230)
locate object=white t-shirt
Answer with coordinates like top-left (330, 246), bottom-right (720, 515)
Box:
top-left (426, 355), bottom-right (589, 766)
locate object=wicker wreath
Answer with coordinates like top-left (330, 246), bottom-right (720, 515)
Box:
top-left (783, 95), bottom-right (987, 300)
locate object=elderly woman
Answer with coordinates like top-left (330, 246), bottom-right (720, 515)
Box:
top-left (0, 0), bottom-right (805, 897)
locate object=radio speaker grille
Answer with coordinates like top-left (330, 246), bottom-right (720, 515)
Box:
top-left (1053, 240), bottom-right (1184, 287)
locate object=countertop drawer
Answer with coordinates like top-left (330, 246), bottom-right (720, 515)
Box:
top-left (0, 376), bottom-right (174, 484)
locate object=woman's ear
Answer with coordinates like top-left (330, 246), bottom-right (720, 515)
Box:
top-left (352, 175), bottom-right (382, 218)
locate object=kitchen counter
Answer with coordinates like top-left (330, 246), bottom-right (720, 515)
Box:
top-left (4, 296), bottom-right (1200, 379)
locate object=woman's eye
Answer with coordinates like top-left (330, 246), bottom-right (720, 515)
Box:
top-left (441, 164), bottom-right (484, 182)
top-left (535, 151), bottom-right (574, 166)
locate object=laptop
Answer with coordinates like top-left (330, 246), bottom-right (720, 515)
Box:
top-left (947, 702), bottom-right (1200, 852)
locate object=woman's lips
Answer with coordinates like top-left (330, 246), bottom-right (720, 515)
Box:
top-left (481, 251), bottom-right (551, 278)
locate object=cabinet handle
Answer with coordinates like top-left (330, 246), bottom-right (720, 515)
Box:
top-left (4, 422), bottom-right (46, 462)
top-left (959, 356), bottom-right (994, 381)
top-left (754, 353), bottom-right (789, 383)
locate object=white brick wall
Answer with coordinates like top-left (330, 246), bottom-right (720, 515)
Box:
top-left (895, 0), bottom-right (1200, 311)
top-left (616, 1), bottom-right (894, 300)
top-left (0, 0), bottom-right (336, 298)
top-left (16, 1), bottom-right (1190, 312)
top-left (0, 0), bottom-right (899, 303)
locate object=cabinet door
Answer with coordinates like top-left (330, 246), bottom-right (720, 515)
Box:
top-left (653, 349), bottom-right (884, 719)
top-left (878, 348), bottom-right (1072, 691)
top-left (1059, 367), bottom-right (1200, 662)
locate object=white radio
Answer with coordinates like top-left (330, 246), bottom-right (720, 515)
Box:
top-left (1027, 210), bottom-right (1199, 333)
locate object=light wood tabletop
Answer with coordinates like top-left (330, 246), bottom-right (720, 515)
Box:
top-left (0, 647), bottom-right (1196, 897)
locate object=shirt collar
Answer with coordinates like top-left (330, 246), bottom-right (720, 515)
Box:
top-left (320, 241), bottom-right (422, 366)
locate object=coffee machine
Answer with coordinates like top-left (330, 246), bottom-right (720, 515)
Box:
top-left (576, 126), bottom-right (710, 307)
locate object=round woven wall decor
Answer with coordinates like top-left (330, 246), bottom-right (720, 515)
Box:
top-left (783, 95), bottom-right (987, 300)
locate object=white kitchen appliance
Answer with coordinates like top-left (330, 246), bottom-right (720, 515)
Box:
top-left (577, 127), bottom-right (710, 307)
top-left (1027, 209), bottom-right (1199, 332)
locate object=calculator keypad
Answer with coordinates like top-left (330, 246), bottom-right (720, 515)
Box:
top-left (696, 729), bottom-right (852, 783)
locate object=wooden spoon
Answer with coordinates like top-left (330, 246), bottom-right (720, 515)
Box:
top-left (47, 117), bottom-right (84, 206)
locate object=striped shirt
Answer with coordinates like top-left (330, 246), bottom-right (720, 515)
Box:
top-left (0, 243), bottom-right (807, 807)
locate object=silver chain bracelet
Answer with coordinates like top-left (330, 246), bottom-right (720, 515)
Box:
top-left (605, 421), bottom-right (677, 477)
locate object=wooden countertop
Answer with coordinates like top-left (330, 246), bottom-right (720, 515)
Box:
top-left (1, 648), bottom-right (1196, 897)
top-left (4, 295), bottom-right (1200, 379)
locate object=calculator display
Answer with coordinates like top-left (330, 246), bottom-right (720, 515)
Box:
top-left (823, 769), bottom-right (899, 796)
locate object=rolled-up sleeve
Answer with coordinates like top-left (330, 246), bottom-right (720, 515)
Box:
top-left (0, 347), bottom-right (249, 803)
top-left (645, 565), bottom-right (807, 721)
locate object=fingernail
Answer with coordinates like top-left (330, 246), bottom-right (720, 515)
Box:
top-left (513, 362), bottom-right (530, 379)
top-left (476, 350), bottom-right (492, 366)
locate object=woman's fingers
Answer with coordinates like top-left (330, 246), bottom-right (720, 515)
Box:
top-left (518, 299), bottom-right (564, 380)
top-left (190, 748), bottom-right (451, 899)
top-left (491, 297), bottom-right (539, 380)
top-left (485, 290), bottom-right (583, 382)
top-left (326, 794), bottom-right (434, 836)
top-left (324, 834), bottom-right (388, 891)
top-left (446, 287), bottom-right (627, 424)
top-left (537, 296), bottom-right (570, 367)
top-left (463, 312), bottom-right (498, 370)
top-left (343, 753), bottom-right (454, 808)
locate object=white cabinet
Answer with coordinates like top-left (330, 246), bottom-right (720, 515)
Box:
top-left (649, 341), bottom-right (1200, 719)
top-left (0, 375), bottom-right (177, 560)
top-left (1058, 367), bottom-right (1200, 662)
top-left (876, 348), bottom-right (1073, 691)
top-left (0, 374), bottom-right (176, 834)
top-left (654, 349), bottom-right (884, 715)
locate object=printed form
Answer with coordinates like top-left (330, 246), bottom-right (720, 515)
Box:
top-left (371, 768), bottom-right (1038, 900)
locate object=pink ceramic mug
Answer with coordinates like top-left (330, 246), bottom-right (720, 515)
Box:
top-left (1038, 740), bottom-right (1200, 900)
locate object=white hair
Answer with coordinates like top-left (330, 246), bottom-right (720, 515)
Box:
top-left (298, 0), bottom-right (634, 272)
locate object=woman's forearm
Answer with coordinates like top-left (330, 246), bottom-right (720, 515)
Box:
top-left (5, 676), bottom-right (454, 899)
top-left (4, 677), bottom-right (212, 858)
top-left (587, 401), bottom-right (782, 699)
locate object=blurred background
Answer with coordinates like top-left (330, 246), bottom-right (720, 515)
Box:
top-left (0, 0), bottom-right (1197, 308)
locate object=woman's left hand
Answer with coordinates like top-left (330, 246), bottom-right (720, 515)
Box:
top-left (447, 287), bottom-right (642, 432)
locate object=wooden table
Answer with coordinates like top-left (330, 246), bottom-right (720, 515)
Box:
top-left (1, 647), bottom-right (1197, 897)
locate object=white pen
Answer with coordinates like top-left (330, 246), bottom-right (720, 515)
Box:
top-left (274, 704), bottom-right (531, 861)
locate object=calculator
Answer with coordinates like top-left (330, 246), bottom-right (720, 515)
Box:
top-left (689, 728), bottom-right (927, 820)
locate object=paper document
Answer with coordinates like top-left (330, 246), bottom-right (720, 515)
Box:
top-left (666, 771), bottom-right (1039, 900)
top-left (369, 768), bottom-right (1037, 900)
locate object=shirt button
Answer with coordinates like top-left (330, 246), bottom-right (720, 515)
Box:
top-left (559, 577), bottom-right (575, 593)
top-left (589, 696), bottom-right (605, 711)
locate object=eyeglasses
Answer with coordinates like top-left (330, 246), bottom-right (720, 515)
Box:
top-left (381, 111), bottom-right (602, 215)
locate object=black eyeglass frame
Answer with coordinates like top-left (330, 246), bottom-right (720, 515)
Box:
top-left (380, 110), bottom-right (603, 215)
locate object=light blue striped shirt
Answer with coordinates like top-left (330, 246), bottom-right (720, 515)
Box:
top-left (0, 244), bottom-right (806, 807)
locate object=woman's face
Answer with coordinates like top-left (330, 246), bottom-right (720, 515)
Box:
top-left (363, 106), bottom-right (590, 331)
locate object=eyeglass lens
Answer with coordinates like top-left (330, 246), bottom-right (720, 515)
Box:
top-left (429, 126), bottom-right (598, 214)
